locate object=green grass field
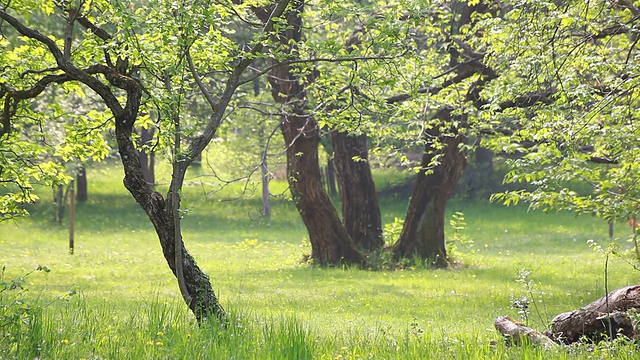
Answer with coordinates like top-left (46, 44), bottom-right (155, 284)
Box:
top-left (1, 164), bottom-right (639, 359)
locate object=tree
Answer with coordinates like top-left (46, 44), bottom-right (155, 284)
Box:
top-left (242, 0), bottom-right (498, 266)
top-left (257, 0), bottom-right (367, 265)
top-left (310, 0), bottom-right (555, 267)
top-left (482, 0), bottom-right (640, 257)
top-left (298, 0), bottom-right (499, 266)
top-left (253, 0), bottom-right (422, 264)
top-left (0, 0), bottom-right (290, 321)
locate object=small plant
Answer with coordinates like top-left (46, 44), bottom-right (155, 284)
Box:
top-left (0, 265), bottom-right (49, 358)
top-left (0, 265), bottom-right (75, 359)
top-left (447, 211), bottom-right (474, 261)
top-left (510, 269), bottom-right (548, 328)
top-left (383, 217), bottom-right (405, 245)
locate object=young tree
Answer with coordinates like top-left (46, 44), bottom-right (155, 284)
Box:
top-left (0, 0), bottom-right (290, 321)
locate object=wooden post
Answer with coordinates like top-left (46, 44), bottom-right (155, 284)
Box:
top-left (69, 180), bottom-right (75, 254)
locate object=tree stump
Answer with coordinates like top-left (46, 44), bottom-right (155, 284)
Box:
top-left (495, 285), bottom-right (640, 346)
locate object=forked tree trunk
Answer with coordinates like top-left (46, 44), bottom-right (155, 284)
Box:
top-left (115, 112), bottom-right (225, 323)
top-left (280, 112), bottom-right (365, 265)
top-left (391, 121), bottom-right (467, 267)
top-left (266, 0), bottom-right (364, 266)
top-left (331, 131), bottom-right (383, 252)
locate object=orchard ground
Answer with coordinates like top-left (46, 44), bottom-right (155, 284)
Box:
top-left (1, 164), bottom-right (638, 359)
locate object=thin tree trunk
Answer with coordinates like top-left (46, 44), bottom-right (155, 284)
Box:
top-left (139, 127), bottom-right (155, 185)
top-left (76, 164), bottom-right (88, 202)
top-left (261, 163), bottom-right (271, 218)
top-left (53, 184), bottom-right (64, 224)
top-left (327, 157), bottom-right (337, 196)
top-left (391, 114), bottom-right (467, 267)
top-left (331, 131), bottom-right (383, 252)
top-left (259, 124), bottom-right (271, 218)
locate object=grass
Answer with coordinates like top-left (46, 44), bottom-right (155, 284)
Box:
top-left (1, 162), bottom-right (639, 359)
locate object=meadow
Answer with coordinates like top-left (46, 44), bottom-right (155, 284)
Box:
top-left (1, 163), bottom-right (639, 359)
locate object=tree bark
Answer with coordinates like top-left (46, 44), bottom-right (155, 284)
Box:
top-left (265, 0), bottom-right (365, 265)
top-left (495, 285), bottom-right (640, 346)
top-left (331, 131), bottom-right (383, 253)
top-left (76, 164), bottom-right (88, 202)
top-left (550, 285), bottom-right (640, 343)
top-left (138, 127), bottom-right (155, 185)
top-left (391, 113), bottom-right (467, 267)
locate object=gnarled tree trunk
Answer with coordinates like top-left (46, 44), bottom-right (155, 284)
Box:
top-left (391, 114), bottom-right (467, 267)
top-left (331, 131), bottom-right (383, 253)
top-left (115, 112), bottom-right (225, 323)
top-left (265, 0), bottom-right (364, 266)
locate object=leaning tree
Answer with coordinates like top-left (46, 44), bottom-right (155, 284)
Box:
top-left (0, 0), bottom-right (291, 321)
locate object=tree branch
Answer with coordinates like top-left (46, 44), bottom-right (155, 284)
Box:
top-left (238, 53), bottom-right (406, 87)
top-left (0, 10), bottom-right (123, 115)
top-left (619, 0), bottom-right (640, 17)
top-left (63, 7), bottom-right (78, 62)
top-left (186, 0), bottom-right (292, 161)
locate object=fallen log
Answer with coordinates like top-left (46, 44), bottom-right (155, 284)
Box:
top-left (551, 285), bottom-right (640, 343)
top-left (494, 316), bottom-right (557, 349)
top-left (495, 285), bottom-right (640, 346)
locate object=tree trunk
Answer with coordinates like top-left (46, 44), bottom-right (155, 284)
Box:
top-left (52, 184), bottom-right (64, 224)
top-left (331, 131), bottom-right (383, 253)
top-left (391, 119), bottom-right (467, 267)
top-left (326, 157), bottom-right (337, 196)
top-left (266, 0), bottom-right (364, 266)
top-left (280, 112), bottom-right (365, 265)
top-left (494, 316), bottom-right (558, 349)
top-left (138, 127), bottom-right (155, 185)
top-left (259, 124), bottom-right (271, 218)
top-left (115, 113), bottom-right (225, 323)
top-left (76, 164), bottom-right (88, 202)
top-left (462, 144), bottom-right (496, 199)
